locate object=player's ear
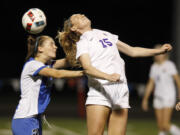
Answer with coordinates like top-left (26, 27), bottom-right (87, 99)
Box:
top-left (38, 46), bottom-right (44, 53)
top-left (70, 26), bottom-right (77, 32)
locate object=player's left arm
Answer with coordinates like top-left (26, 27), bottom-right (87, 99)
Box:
top-left (116, 40), bottom-right (172, 57)
top-left (173, 74), bottom-right (180, 100)
top-left (53, 58), bottom-right (69, 69)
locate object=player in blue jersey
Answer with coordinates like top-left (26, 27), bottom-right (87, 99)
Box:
top-left (11, 35), bottom-right (85, 135)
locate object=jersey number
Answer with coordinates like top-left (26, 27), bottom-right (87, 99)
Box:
top-left (32, 128), bottom-right (39, 135)
top-left (99, 38), bottom-right (112, 48)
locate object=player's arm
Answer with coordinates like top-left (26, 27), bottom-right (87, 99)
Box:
top-left (116, 40), bottom-right (172, 57)
top-left (173, 74), bottom-right (180, 100)
top-left (78, 53), bottom-right (120, 82)
top-left (38, 67), bottom-right (83, 79)
top-left (142, 78), bottom-right (155, 111)
top-left (52, 58), bottom-right (69, 69)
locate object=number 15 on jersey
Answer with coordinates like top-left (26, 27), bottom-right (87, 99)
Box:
top-left (99, 38), bottom-right (113, 48)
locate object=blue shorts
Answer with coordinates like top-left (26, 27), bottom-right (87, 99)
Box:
top-left (11, 116), bottom-right (42, 135)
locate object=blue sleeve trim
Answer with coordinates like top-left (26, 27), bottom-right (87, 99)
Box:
top-left (50, 60), bottom-right (56, 68)
top-left (33, 65), bottom-right (48, 76)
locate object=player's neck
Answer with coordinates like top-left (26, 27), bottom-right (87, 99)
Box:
top-left (35, 55), bottom-right (50, 64)
top-left (80, 27), bottom-right (92, 35)
top-left (156, 59), bottom-right (166, 64)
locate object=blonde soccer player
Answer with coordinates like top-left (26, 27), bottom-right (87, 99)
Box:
top-left (142, 44), bottom-right (180, 135)
top-left (11, 35), bottom-right (86, 135)
top-left (57, 14), bottom-right (172, 135)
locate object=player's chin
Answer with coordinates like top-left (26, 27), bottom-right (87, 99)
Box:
top-left (50, 54), bottom-right (56, 59)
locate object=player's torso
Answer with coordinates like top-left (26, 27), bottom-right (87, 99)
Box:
top-left (153, 61), bottom-right (176, 97)
top-left (14, 61), bottom-right (53, 118)
top-left (86, 29), bottom-right (124, 74)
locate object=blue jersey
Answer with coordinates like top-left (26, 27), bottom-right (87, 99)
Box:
top-left (13, 58), bottom-right (53, 119)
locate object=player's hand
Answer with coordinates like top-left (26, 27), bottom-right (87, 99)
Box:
top-left (142, 100), bottom-right (149, 112)
top-left (176, 102), bottom-right (180, 111)
top-left (107, 73), bottom-right (120, 82)
top-left (161, 44), bottom-right (172, 53)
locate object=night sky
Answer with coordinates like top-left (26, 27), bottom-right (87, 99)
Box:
top-left (0, 0), bottom-right (173, 83)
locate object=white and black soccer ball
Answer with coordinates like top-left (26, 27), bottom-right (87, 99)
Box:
top-left (22, 8), bottom-right (47, 34)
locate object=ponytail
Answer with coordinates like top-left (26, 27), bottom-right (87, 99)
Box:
top-left (25, 35), bottom-right (36, 61)
top-left (57, 19), bottom-right (81, 67)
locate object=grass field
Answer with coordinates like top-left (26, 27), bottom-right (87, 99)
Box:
top-left (0, 117), bottom-right (180, 135)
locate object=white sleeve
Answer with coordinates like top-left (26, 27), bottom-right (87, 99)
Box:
top-left (76, 39), bottom-right (89, 60)
top-left (169, 62), bottom-right (178, 75)
top-left (104, 31), bottom-right (119, 44)
top-left (111, 33), bottom-right (119, 44)
top-left (149, 65), bottom-right (155, 79)
top-left (27, 61), bottom-right (48, 76)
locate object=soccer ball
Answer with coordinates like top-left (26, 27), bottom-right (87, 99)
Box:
top-left (22, 8), bottom-right (47, 34)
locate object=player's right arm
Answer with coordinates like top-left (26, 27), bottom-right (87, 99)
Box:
top-left (142, 78), bottom-right (155, 111)
top-left (78, 53), bottom-right (120, 82)
top-left (38, 68), bottom-right (84, 79)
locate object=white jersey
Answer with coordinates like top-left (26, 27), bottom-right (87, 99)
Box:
top-left (13, 58), bottom-right (53, 119)
top-left (149, 60), bottom-right (178, 99)
top-left (76, 29), bottom-right (126, 85)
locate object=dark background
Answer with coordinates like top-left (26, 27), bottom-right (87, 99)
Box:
top-left (0, 0), bottom-right (173, 82)
top-left (0, 0), bottom-right (179, 119)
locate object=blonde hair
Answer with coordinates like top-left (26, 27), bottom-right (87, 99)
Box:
top-left (57, 19), bottom-right (81, 67)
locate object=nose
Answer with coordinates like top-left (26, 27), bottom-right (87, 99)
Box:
top-left (54, 44), bottom-right (57, 49)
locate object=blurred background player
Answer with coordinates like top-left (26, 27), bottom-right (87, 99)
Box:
top-left (142, 44), bottom-right (180, 135)
top-left (11, 35), bottom-right (84, 135)
top-left (57, 14), bottom-right (172, 135)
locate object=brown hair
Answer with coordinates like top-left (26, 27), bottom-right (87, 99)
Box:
top-left (57, 18), bottom-right (81, 67)
top-left (25, 35), bottom-right (50, 61)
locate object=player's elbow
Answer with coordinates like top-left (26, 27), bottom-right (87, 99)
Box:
top-left (127, 47), bottom-right (138, 57)
top-left (128, 50), bottom-right (137, 57)
top-left (83, 66), bottom-right (93, 75)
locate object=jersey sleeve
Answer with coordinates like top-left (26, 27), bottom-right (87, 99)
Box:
top-left (76, 39), bottom-right (89, 60)
top-left (27, 61), bottom-right (48, 76)
top-left (104, 31), bottom-right (119, 44)
top-left (169, 62), bottom-right (178, 75)
top-left (149, 65), bottom-right (155, 79)
top-left (111, 33), bottom-right (119, 44)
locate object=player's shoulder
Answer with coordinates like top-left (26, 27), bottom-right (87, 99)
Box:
top-left (151, 62), bottom-right (157, 68)
top-left (24, 58), bottom-right (45, 70)
top-left (165, 60), bottom-right (174, 64)
top-left (93, 29), bottom-right (111, 35)
top-left (165, 60), bottom-right (176, 67)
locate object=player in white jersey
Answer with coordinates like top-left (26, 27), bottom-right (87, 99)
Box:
top-left (11, 35), bottom-right (84, 135)
top-left (142, 44), bottom-right (180, 135)
top-left (57, 14), bottom-right (172, 135)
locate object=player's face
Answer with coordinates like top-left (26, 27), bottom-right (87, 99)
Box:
top-left (70, 14), bottom-right (91, 32)
top-left (40, 38), bottom-right (57, 59)
top-left (154, 54), bottom-right (167, 62)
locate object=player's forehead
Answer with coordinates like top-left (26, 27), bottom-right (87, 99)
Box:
top-left (42, 36), bottom-right (54, 44)
top-left (70, 14), bottom-right (84, 21)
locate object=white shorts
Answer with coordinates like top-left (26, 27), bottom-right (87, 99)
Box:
top-left (86, 82), bottom-right (130, 110)
top-left (153, 96), bottom-right (176, 109)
